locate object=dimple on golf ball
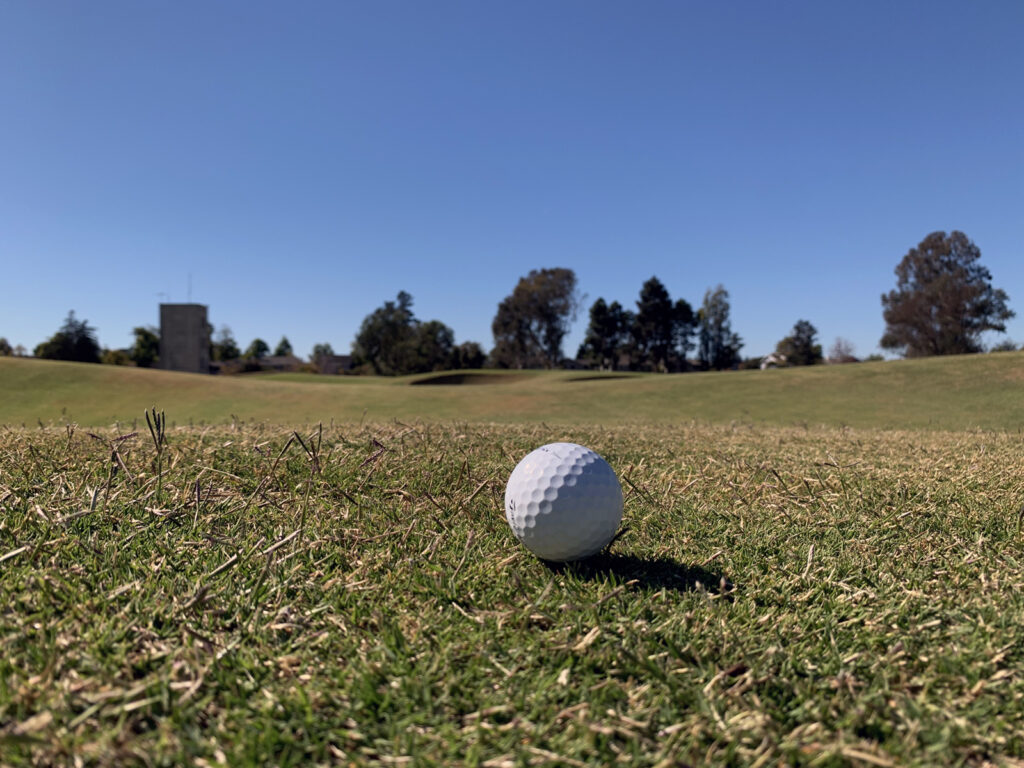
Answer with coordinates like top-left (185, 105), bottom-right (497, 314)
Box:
top-left (504, 442), bottom-right (623, 562)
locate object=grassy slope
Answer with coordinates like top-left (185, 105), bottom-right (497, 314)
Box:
top-left (1, 352), bottom-right (1023, 429)
top-left (1, 422), bottom-right (1022, 765)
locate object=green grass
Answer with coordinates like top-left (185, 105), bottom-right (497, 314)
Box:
top-left (2, 351), bottom-right (1024, 429)
top-left (2, 419), bottom-right (1024, 765)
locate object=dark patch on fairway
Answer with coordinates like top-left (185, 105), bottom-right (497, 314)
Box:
top-left (564, 375), bottom-right (632, 382)
top-left (545, 553), bottom-right (733, 596)
top-left (409, 372), bottom-right (530, 386)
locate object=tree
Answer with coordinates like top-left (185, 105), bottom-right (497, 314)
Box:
top-left (311, 342), bottom-right (334, 359)
top-left (34, 311), bottom-right (101, 363)
top-left (411, 320), bottom-right (455, 372)
top-left (828, 337), bottom-right (858, 364)
top-left (352, 291), bottom-right (416, 374)
top-left (491, 268), bottom-right (580, 368)
top-left (274, 336), bottom-right (293, 357)
top-left (989, 339), bottom-right (1019, 353)
top-left (453, 341), bottom-right (486, 369)
top-left (578, 280), bottom-right (695, 372)
top-left (672, 299), bottom-right (696, 369)
top-left (697, 286), bottom-right (742, 370)
top-left (577, 298), bottom-right (630, 370)
top-left (775, 320), bottom-right (823, 366)
top-left (351, 291), bottom-right (456, 375)
top-left (211, 326), bottom-right (241, 361)
top-left (881, 231), bottom-right (1014, 357)
top-left (130, 326), bottom-right (160, 368)
top-left (101, 348), bottom-right (133, 365)
top-left (0, 338), bottom-right (11, 356)
top-left (632, 278), bottom-right (677, 372)
top-left (625, 279), bottom-right (695, 372)
top-left (244, 338), bottom-right (270, 360)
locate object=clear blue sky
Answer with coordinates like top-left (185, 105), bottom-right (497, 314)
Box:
top-left (2, 1), bottom-right (1022, 361)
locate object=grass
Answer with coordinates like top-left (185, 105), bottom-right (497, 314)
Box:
top-left (2, 418), bottom-right (1024, 765)
top-left (2, 351), bottom-right (1024, 429)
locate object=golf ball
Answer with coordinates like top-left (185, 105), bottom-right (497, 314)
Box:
top-left (504, 442), bottom-right (623, 562)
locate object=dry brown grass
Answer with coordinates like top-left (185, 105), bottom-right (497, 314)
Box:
top-left (2, 420), bottom-right (1023, 765)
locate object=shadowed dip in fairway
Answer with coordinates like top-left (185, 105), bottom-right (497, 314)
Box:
top-left (564, 374), bottom-right (634, 382)
top-left (408, 372), bottom-right (532, 386)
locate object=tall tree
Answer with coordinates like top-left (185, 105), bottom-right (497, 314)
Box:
top-left (351, 291), bottom-right (456, 375)
top-left (775, 320), bottom-right (823, 366)
top-left (673, 299), bottom-right (696, 369)
top-left (697, 286), bottom-right (742, 370)
top-left (577, 298), bottom-right (630, 370)
top-left (211, 326), bottom-right (240, 361)
top-left (129, 326), bottom-right (160, 368)
top-left (881, 231), bottom-right (1013, 357)
top-left (828, 337), bottom-right (858, 364)
top-left (244, 338), bottom-right (270, 360)
top-left (411, 320), bottom-right (455, 372)
top-left (352, 291), bottom-right (417, 375)
top-left (34, 311), bottom-right (101, 363)
top-left (0, 338), bottom-right (11, 356)
top-left (633, 277), bottom-right (676, 372)
top-left (453, 341), bottom-right (486, 369)
top-left (311, 342), bottom-right (334, 359)
top-left (491, 268), bottom-right (580, 368)
top-left (274, 336), bottom-right (293, 357)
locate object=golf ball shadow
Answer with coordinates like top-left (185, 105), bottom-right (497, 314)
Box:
top-left (542, 553), bottom-right (734, 597)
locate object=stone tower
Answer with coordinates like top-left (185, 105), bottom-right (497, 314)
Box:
top-left (159, 304), bottom-right (211, 374)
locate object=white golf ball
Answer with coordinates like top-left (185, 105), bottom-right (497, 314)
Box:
top-left (504, 442), bottom-right (623, 562)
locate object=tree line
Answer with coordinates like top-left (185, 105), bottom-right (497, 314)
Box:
top-left (4, 314), bottom-right (324, 371)
top-left (574, 277), bottom-right (743, 372)
top-left (5, 230), bottom-right (1015, 372)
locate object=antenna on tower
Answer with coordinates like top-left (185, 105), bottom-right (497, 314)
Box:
top-left (187, 273), bottom-right (192, 303)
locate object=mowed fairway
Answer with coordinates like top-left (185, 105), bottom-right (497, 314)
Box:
top-left (2, 351), bottom-right (1024, 430)
top-left (2, 418), bottom-right (1024, 765)
top-left (2, 354), bottom-right (1024, 765)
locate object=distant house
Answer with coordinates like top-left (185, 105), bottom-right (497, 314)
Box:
top-left (315, 354), bottom-right (353, 375)
top-left (760, 353), bottom-right (787, 370)
top-left (260, 355), bottom-right (304, 372)
top-left (209, 354), bottom-right (305, 374)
